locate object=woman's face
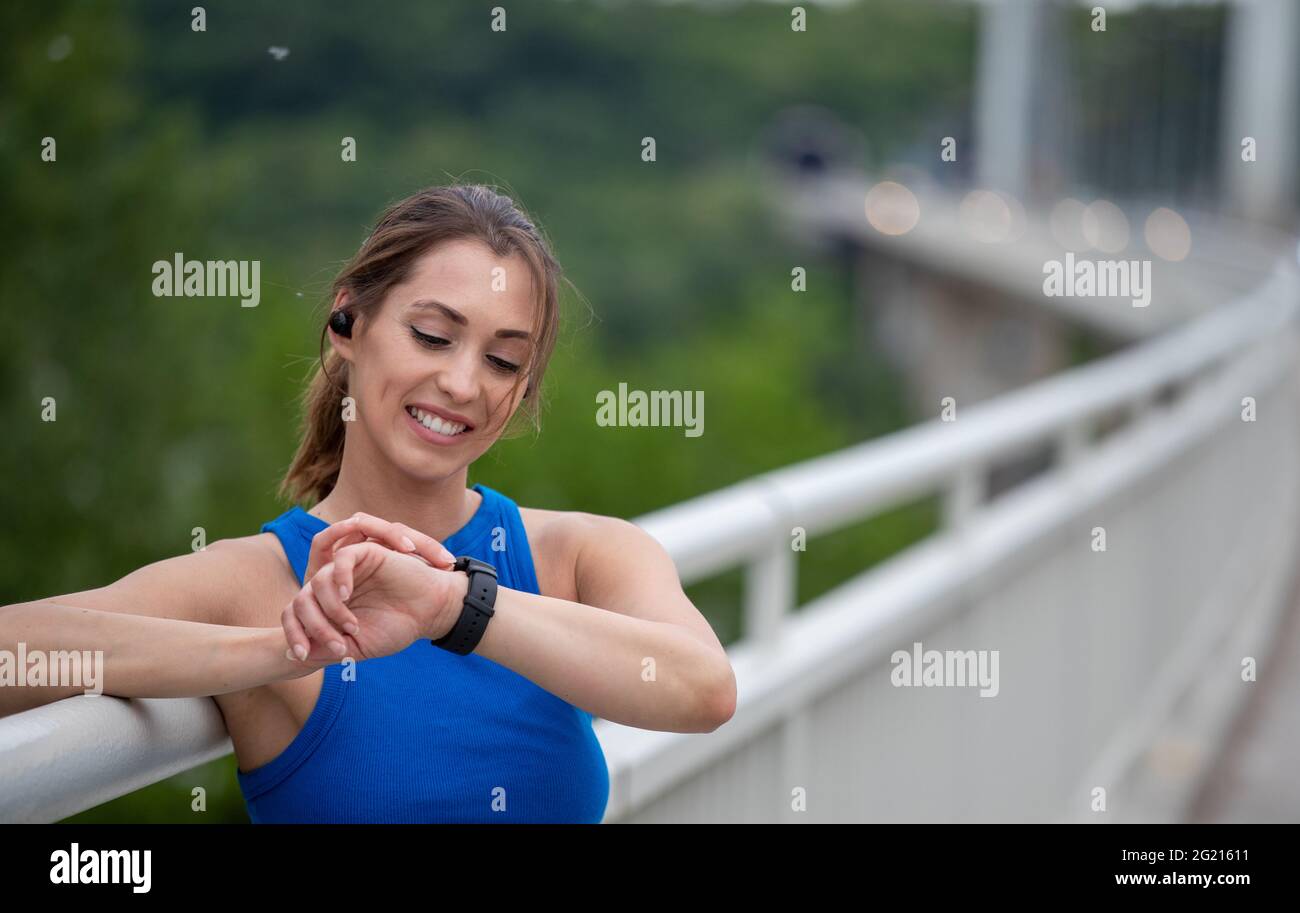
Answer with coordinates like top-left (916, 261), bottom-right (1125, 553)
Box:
top-left (332, 238), bottom-right (537, 482)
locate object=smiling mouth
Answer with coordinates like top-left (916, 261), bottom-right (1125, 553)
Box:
top-left (405, 405), bottom-right (470, 436)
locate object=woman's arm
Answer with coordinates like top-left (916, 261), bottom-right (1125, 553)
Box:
top-left (475, 586), bottom-right (735, 734)
top-left (0, 604), bottom-right (307, 716)
top-left (281, 517), bottom-right (738, 734)
top-left (0, 539), bottom-right (320, 719)
top-left (473, 515), bottom-right (737, 734)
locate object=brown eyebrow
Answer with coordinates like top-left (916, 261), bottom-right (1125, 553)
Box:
top-left (408, 298), bottom-right (531, 340)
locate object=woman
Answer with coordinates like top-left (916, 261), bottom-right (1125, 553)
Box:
top-left (0, 184), bottom-right (737, 823)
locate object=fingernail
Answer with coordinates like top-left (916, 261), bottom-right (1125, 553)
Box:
top-left (293, 644), bottom-right (308, 660)
top-left (329, 640), bottom-right (346, 656)
top-left (441, 550), bottom-right (455, 564)
top-left (401, 536), bottom-right (416, 551)
top-left (343, 622), bottom-right (358, 635)
top-left (285, 648), bottom-right (296, 662)
top-left (339, 586), bottom-right (350, 600)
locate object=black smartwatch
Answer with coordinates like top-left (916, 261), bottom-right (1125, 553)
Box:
top-left (430, 555), bottom-right (498, 655)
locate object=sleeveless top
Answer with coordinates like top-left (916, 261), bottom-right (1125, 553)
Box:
top-left (236, 482), bottom-right (610, 823)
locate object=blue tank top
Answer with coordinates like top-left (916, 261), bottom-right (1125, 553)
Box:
top-left (236, 482), bottom-right (610, 823)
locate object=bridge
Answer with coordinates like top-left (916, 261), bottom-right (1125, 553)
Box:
top-left (2, 0), bottom-right (1298, 823)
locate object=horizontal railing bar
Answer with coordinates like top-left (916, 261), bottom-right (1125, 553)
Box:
top-left (0, 694), bottom-right (232, 823)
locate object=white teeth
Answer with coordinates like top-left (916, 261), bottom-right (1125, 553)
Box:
top-left (407, 406), bottom-right (466, 436)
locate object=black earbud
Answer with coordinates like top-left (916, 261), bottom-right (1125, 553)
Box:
top-left (329, 309), bottom-right (354, 338)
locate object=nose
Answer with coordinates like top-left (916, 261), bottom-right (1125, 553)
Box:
top-left (434, 344), bottom-right (479, 405)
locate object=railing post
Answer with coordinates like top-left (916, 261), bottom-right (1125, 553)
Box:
top-left (943, 464), bottom-right (987, 530)
top-left (744, 539), bottom-right (797, 644)
top-left (1058, 420), bottom-right (1089, 468)
top-left (779, 703), bottom-right (811, 823)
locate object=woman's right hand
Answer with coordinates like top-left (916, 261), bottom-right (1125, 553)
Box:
top-left (303, 511), bottom-right (456, 587)
top-left (283, 541), bottom-right (465, 664)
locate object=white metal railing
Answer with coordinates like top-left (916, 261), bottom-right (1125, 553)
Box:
top-left (2, 261), bottom-right (1297, 823)
top-left (0, 692), bottom-right (232, 823)
top-left (630, 262), bottom-right (1299, 636)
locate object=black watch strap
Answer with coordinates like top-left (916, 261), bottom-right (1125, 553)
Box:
top-left (430, 555), bottom-right (498, 655)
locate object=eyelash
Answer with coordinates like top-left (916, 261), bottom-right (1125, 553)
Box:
top-left (409, 327), bottom-right (521, 374)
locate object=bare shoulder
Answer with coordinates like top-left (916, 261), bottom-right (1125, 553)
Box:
top-left (202, 532), bottom-right (295, 580)
top-left (516, 505), bottom-right (587, 601)
top-left (516, 506), bottom-right (668, 602)
top-left (516, 506), bottom-right (637, 560)
top-left (199, 532), bottom-right (301, 626)
top-left (147, 532), bottom-right (298, 627)
top-left (516, 505), bottom-right (724, 658)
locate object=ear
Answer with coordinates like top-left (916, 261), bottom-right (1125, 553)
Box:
top-left (328, 289), bottom-right (357, 362)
